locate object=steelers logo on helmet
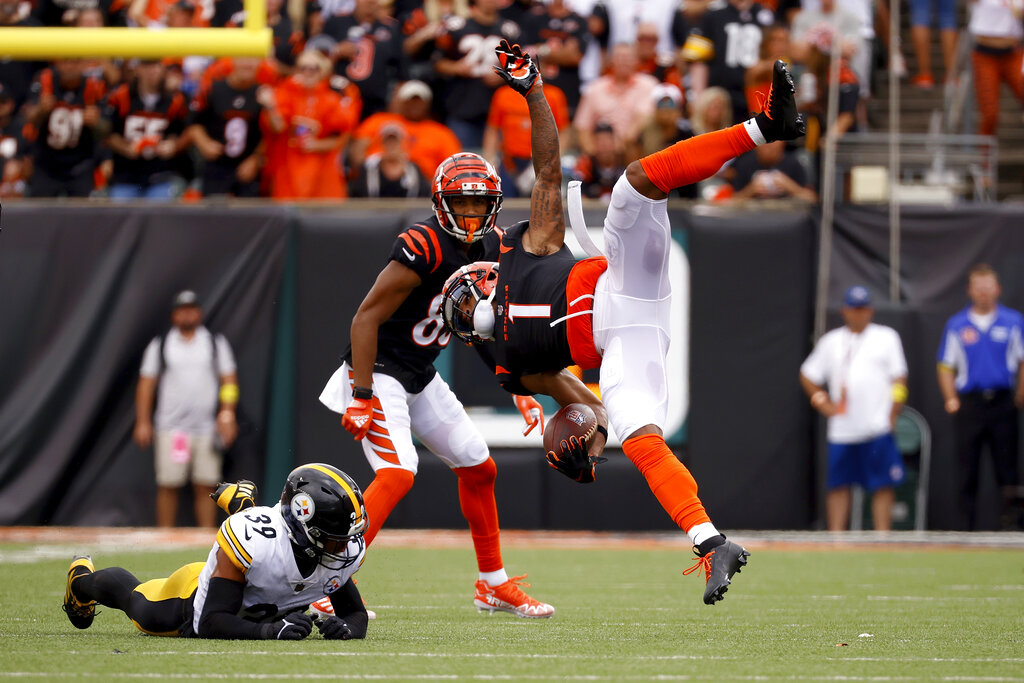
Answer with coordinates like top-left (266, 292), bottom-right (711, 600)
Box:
top-left (441, 261), bottom-right (500, 344)
top-left (290, 493), bottom-right (315, 522)
top-left (432, 152), bottom-right (503, 243)
top-left (280, 463), bottom-right (367, 570)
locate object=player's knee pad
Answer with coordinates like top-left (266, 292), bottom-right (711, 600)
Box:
top-left (453, 457), bottom-right (497, 486)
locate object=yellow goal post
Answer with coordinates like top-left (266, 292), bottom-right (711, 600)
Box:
top-left (0, 0), bottom-right (271, 59)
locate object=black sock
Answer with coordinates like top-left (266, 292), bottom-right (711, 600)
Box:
top-left (75, 567), bottom-right (141, 612)
top-left (697, 534), bottom-right (727, 557)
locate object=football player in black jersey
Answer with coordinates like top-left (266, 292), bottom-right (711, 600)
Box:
top-left (318, 150), bottom-right (554, 619)
top-left (442, 40), bottom-right (804, 606)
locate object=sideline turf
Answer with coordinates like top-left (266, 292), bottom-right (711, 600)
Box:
top-left (1, 543), bottom-right (1022, 681)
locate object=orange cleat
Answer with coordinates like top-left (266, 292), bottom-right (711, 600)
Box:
top-left (473, 575), bottom-right (554, 618)
top-left (309, 594), bottom-right (376, 621)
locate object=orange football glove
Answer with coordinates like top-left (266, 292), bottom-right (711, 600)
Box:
top-left (342, 398), bottom-right (373, 440)
top-left (513, 395), bottom-right (544, 436)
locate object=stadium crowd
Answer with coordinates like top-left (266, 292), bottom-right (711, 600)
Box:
top-left (0, 0), bottom-right (939, 201)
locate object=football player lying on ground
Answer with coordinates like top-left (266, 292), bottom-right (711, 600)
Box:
top-left (441, 41), bottom-right (805, 605)
top-left (62, 464), bottom-right (369, 640)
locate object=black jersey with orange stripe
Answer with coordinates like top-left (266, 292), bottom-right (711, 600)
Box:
top-left (343, 215), bottom-right (501, 393)
top-left (491, 221), bottom-right (576, 395)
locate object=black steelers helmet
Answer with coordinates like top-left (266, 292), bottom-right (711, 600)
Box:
top-left (280, 463), bottom-right (368, 570)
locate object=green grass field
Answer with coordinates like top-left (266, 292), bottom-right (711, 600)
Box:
top-left (2, 538), bottom-right (1023, 681)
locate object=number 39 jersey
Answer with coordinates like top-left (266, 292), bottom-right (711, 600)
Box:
top-left (191, 503), bottom-right (364, 635)
top-left (343, 216), bottom-right (501, 394)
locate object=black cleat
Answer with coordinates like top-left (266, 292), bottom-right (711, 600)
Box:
top-left (683, 539), bottom-right (750, 605)
top-left (63, 555), bottom-right (96, 629)
top-left (755, 60), bottom-right (805, 143)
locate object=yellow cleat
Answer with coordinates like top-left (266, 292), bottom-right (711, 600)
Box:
top-left (62, 555), bottom-right (96, 629)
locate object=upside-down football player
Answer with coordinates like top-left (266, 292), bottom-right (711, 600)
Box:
top-left (440, 41), bottom-right (805, 605)
top-left (62, 464), bottom-right (370, 640)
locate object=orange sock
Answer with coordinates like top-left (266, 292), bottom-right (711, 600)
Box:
top-left (454, 458), bottom-right (503, 573)
top-left (361, 467), bottom-right (415, 546)
top-left (622, 434), bottom-right (711, 533)
top-left (639, 123), bottom-right (758, 194)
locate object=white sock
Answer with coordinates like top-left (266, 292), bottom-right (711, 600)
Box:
top-left (743, 118), bottom-right (767, 146)
top-left (480, 569), bottom-right (509, 587)
top-left (687, 522), bottom-right (721, 547)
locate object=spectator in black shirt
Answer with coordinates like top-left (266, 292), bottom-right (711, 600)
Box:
top-left (187, 57), bottom-right (265, 197)
top-left (0, 0), bottom-right (45, 109)
top-left (571, 121), bottom-right (625, 200)
top-left (104, 60), bottom-right (189, 200)
top-left (432, 0), bottom-right (521, 148)
top-left (323, 0), bottom-right (408, 120)
top-left (349, 122), bottom-right (430, 197)
top-left (521, 0), bottom-right (587, 116)
top-left (725, 140), bottom-right (817, 202)
top-left (0, 82), bottom-right (27, 198)
top-left (24, 60), bottom-right (108, 197)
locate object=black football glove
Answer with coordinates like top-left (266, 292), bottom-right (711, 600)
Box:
top-left (545, 435), bottom-right (607, 484)
top-left (212, 480), bottom-right (257, 515)
top-left (315, 615), bottom-right (355, 640)
top-left (262, 612), bottom-right (313, 640)
top-left (493, 39), bottom-right (541, 97)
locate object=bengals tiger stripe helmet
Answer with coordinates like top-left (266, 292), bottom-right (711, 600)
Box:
top-left (432, 152), bottom-right (503, 243)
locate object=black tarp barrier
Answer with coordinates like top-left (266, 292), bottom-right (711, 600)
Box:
top-left (828, 205), bottom-right (1024, 529)
top-left (0, 204), bottom-right (288, 525)
top-left (686, 209), bottom-right (818, 529)
top-left (5, 201), bottom-right (1023, 530)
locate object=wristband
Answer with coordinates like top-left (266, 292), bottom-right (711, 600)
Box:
top-left (352, 385), bottom-right (373, 400)
top-left (219, 383), bottom-right (239, 405)
top-left (891, 383), bottom-right (908, 403)
top-left (595, 425), bottom-right (608, 440)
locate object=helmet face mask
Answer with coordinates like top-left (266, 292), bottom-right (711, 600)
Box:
top-left (440, 262), bottom-right (499, 344)
top-left (280, 464), bottom-right (368, 570)
top-left (432, 153), bottom-right (502, 243)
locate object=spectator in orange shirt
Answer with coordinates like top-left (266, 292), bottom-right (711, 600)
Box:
top-left (349, 80), bottom-right (461, 180)
top-left (261, 49), bottom-right (357, 199)
top-left (482, 78), bottom-right (570, 198)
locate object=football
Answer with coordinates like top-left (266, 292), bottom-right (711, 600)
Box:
top-left (543, 403), bottom-right (598, 453)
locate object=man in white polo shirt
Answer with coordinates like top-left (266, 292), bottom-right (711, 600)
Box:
top-left (134, 290), bottom-right (239, 528)
top-left (799, 285), bottom-right (909, 531)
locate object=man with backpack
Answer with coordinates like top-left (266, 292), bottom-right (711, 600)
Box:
top-left (133, 290), bottom-right (239, 528)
